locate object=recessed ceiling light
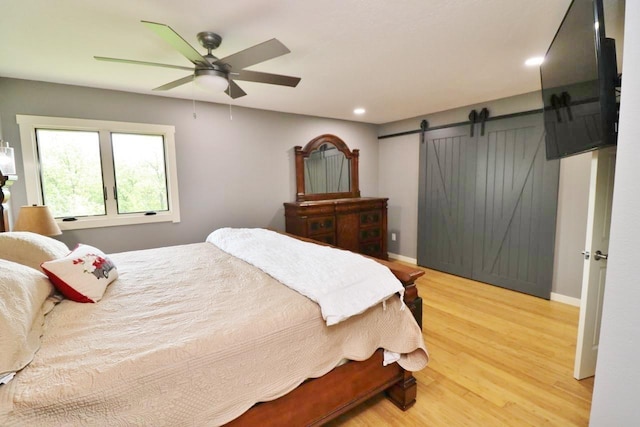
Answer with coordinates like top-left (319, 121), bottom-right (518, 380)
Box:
top-left (525, 56), bottom-right (544, 66)
top-left (353, 108), bottom-right (366, 115)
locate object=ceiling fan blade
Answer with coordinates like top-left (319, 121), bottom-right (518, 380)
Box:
top-left (234, 70), bottom-right (301, 87)
top-left (152, 75), bottom-right (194, 91)
top-left (218, 39), bottom-right (290, 71)
top-left (225, 80), bottom-right (247, 99)
top-left (94, 56), bottom-right (194, 71)
top-left (141, 20), bottom-right (211, 69)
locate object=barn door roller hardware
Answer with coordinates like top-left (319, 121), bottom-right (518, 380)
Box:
top-left (419, 119), bottom-right (429, 144)
top-left (478, 108), bottom-right (490, 136)
top-left (468, 109), bottom-right (478, 137)
top-left (550, 92), bottom-right (573, 123)
top-left (551, 94), bottom-right (563, 123)
top-left (561, 92), bottom-right (573, 121)
top-left (468, 108), bottom-right (489, 136)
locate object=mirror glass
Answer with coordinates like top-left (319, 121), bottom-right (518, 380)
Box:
top-left (303, 143), bottom-right (351, 194)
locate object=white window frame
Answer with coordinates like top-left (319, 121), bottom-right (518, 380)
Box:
top-left (17, 115), bottom-right (180, 230)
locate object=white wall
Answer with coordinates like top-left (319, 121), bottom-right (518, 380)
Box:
top-left (552, 152), bottom-right (591, 299)
top-left (0, 78), bottom-right (379, 253)
top-left (590, 2), bottom-right (640, 423)
top-left (378, 133), bottom-right (419, 257)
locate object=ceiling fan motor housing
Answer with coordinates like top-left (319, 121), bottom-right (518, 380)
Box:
top-left (197, 31), bottom-right (222, 52)
top-left (195, 68), bottom-right (227, 79)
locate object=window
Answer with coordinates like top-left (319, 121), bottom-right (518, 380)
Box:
top-left (35, 129), bottom-right (106, 217)
top-left (111, 133), bottom-right (169, 215)
top-left (17, 115), bottom-right (180, 230)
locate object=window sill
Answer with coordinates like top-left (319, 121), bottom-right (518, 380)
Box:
top-left (57, 211), bottom-right (180, 230)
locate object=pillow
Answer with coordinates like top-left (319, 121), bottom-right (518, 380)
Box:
top-left (0, 259), bottom-right (57, 377)
top-left (0, 231), bottom-right (69, 271)
top-left (41, 244), bottom-right (118, 303)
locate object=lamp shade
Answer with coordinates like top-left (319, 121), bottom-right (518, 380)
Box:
top-left (0, 141), bottom-right (16, 176)
top-left (14, 205), bottom-right (62, 236)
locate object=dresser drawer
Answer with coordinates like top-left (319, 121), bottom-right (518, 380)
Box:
top-left (310, 233), bottom-right (336, 245)
top-left (285, 197), bottom-right (387, 259)
top-left (307, 216), bottom-right (335, 235)
top-left (359, 227), bottom-right (382, 242)
top-left (360, 210), bottom-right (382, 226)
top-left (359, 241), bottom-right (382, 258)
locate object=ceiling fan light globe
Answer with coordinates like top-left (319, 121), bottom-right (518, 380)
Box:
top-left (195, 69), bottom-right (229, 92)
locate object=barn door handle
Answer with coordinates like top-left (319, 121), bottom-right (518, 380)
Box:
top-left (594, 250), bottom-right (608, 261)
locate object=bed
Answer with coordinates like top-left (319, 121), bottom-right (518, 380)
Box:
top-left (0, 229), bottom-right (428, 426)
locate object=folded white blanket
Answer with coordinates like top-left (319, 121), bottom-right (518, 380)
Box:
top-left (206, 228), bottom-right (405, 326)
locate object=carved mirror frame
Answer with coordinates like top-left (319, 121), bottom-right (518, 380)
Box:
top-left (294, 134), bottom-right (360, 202)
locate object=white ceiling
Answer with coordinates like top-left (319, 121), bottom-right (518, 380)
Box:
top-left (0, 0), bottom-right (572, 124)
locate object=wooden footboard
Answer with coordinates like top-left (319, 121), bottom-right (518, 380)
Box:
top-left (379, 259), bottom-right (424, 329)
top-left (228, 259), bottom-right (424, 426)
top-left (228, 349), bottom-right (407, 426)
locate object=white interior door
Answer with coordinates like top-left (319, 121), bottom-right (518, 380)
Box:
top-left (574, 147), bottom-right (616, 380)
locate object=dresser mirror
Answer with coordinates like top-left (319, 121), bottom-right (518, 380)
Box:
top-left (304, 143), bottom-right (350, 195)
top-left (294, 134), bottom-right (360, 202)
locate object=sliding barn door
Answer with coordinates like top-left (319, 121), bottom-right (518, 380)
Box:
top-left (472, 115), bottom-right (559, 298)
top-left (418, 113), bottom-right (560, 298)
top-left (417, 126), bottom-right (476, 277)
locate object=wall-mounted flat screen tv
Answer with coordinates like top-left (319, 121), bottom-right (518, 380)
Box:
top-left (540, 0), bottom-right (619, 160)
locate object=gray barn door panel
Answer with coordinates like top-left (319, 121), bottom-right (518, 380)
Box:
top-left (417, 113), bottom-right (560, 299)
top-left (472, 114), bottom-right (559, 298)
top-left (417, 126), bottom-right (476, 277)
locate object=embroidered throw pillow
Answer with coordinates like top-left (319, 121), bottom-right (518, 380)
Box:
top-left (41, 244), bottom-right (118, 303)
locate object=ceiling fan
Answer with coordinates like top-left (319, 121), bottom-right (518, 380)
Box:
top-left (95, 20), bottom-right (301, 99)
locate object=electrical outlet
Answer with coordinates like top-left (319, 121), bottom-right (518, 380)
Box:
top-left (391, 233), bottom-right (397, 241)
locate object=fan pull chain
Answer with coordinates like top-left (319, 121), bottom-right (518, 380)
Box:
top-left (192, 75), bottom-right (197, 119)
top-left (228, 74), bottom-right (233, 120)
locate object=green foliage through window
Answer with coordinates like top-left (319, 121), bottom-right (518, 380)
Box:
top-left (36, 129), bottom-right (106, 218)
top-left (35, 129), bottom-right (170, 219)
top-left (112, 133), bottom-right (168, 214)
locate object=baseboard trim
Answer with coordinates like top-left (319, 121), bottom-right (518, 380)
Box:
top-left (550, 292), bottom-right (581, 307)
top-left (386, 255), bottom-right (581, 307)
top-left (388, 253), bottom-right (418, 265)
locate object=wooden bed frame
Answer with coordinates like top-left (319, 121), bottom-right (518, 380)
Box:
top-left (228, 260), bottom-right (424, 426)
top-left (0, 229), bottom-right (424, 424)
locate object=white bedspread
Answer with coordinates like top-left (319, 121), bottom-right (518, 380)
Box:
top-left (207, 228), bottom-right (405, 325)
top-left (0, 242), bottom-right (428, 426)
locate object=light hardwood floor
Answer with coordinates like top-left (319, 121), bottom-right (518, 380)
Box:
top-left (327, 266), bottom-right (594, 426)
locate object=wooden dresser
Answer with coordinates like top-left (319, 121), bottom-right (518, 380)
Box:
top-left (285, 198), bottom-right (388, 260)
top-left (286, 134), bottom-right (389, 259)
